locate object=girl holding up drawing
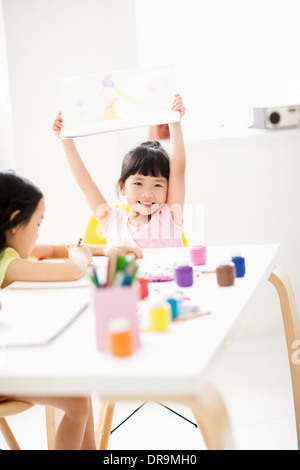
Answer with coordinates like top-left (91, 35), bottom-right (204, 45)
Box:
top-left (53, 94), bottom-right (186, 248)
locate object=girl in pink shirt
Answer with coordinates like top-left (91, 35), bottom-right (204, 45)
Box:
top-left (53, 94), bottom-right (186, 249)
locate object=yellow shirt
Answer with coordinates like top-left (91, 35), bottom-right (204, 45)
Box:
top-left (0, 247), bottom-right (20, 400)
top-left (0, 247), bottom-right (20, 289)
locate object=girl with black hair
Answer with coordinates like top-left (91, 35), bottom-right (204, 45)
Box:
top-left (0, 170), bottom-right (141, 449)
top-left (0, 171), bottom-right (141, 289)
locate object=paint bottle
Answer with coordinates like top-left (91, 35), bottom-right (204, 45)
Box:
top-left (107, 317), bottom-right (134, 357)
top-left (175, 262), bottom-right (194, 287)
top-left (165, 293), bottom-right (180, 320)
top-left (216, 261), bottom-right (235, 287)
top-left (190, 245), bottom-right (207, 266)
top-left (148, 296), bottom-right (171, 332)
top-left (136, 278), bottom-right (149, 299)
top-left (231, 252), bottom-right (246, 278)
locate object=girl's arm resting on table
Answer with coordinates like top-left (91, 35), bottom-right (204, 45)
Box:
top-left (61, 139), bottom-right (111, 224)
top-left (31, 245), bottom-right (69, 260)
top-left (166, 121), bottom-right (186, 226)
top-left (3, 257), bottom-right (88, 287)
top-left (31, 244), bottom-right (143, 259)
top-left (89, 244), bottom-right (143, 259)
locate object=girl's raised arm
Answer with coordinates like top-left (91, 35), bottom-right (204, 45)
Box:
top-left (166, 95), bottom-right (186, 226)
top-left (52, 113), bottom-right (111, 224)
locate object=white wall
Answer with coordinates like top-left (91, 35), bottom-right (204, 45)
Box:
top-left (2, 0), bottom-right (143, 244)
top-left (184, 130), bottom-right (300, 338)
top-left (0, 0), bottom-right (14, 169)
top-left (2, 0), bottom-right (300, 339)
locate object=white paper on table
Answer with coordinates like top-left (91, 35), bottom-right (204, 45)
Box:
top-left (0, 290), bottom-right (89, 348)
top-left (8, 278), bottom-right (91, 290)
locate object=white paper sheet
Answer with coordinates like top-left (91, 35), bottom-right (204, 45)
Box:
top-left (60, 65), bottom-right (180, 138)
top-left (8, 278), bottom-right (91, 290)
top-left (0, 290), bottom-right (89, 348)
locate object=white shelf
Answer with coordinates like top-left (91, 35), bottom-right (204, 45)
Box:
top-left (183, 126), bottom-right (300, 144)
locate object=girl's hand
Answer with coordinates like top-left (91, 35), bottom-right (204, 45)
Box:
top-left (67, 245), bottom-right (93, 265)
top-left (171, 94), bottom-right (186, 120)
top-left (103, 245), bottom-right (143, 259)
top-left (52, 111), bottom-right (64, 139)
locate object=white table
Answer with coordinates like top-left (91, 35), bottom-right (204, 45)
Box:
top-left (0, 245), bottom-right (278, 450)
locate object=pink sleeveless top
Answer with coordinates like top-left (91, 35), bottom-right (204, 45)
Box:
top-left (103, 203), bottom-right (183, 248)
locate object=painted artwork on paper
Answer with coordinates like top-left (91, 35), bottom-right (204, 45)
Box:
top-left (60, 66), bottom-right (180, 138)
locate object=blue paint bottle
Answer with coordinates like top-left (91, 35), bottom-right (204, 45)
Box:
top-left (166, 297), bottom-right (179, 320)
top-left (231, 253), bottom-right (246, 278)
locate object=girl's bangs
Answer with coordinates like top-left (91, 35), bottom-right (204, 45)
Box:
top-left (133, 148), bottom-right (169, 179)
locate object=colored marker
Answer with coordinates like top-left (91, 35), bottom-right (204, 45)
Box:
top-left (88, 271), bottom-right (100, 288)
top-left (92, 266), bottom-right (101, 288)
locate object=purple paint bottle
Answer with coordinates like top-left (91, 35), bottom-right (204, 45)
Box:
top-left (175, 263), bottom-right (194, 287)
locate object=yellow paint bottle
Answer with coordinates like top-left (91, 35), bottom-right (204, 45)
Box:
top-left (148, 297), bottom-right (171, 332)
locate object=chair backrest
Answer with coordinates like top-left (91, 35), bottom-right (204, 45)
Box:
top-left (83, 205), bottom-right (189, 246)
top-left (83, 204), bottom-right (130, 245)
top-left (268, 266), bottom-right (300, 448)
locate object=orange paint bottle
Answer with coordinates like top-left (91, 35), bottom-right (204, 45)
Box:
top-left (107, 317), bottom-right (134, 357)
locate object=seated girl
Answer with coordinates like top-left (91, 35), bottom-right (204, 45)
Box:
top-left (0, 170), bottom-right (142, 289)
top-left (0, 170), bottom-right (141, 449)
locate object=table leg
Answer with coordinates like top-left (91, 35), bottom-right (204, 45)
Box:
top-left (96, 401), bottom-right (115, 450)
top-left (96, 384), bottom-right (234, 451)
top-left (185, 384), bottom-right (234, 450)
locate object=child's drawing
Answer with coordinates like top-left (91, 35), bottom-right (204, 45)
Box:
top-left (89, 74), bottom-right (142, 122)
top-left (60, 66), bottom-right (179, 138)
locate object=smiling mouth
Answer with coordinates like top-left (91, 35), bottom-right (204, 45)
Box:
top-left (138, 201), bottom-right (155, 206)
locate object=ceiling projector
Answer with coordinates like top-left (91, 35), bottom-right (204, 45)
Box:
top-left (253, 105), bottom-right (300, 129)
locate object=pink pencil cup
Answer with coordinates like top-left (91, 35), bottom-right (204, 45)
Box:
top-left (93, 285), bottom-right (140, 352)
top-left (190, 245), bottom-right (207, 265)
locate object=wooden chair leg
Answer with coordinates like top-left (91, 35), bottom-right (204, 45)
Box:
top-left (0, 417), bottom-right (20, 450)
top-left (185, 384), bottom-right (234, 450)
top-left (96, 401), bottom-right (115, 450)
top-left (0, 407), bottom-right (58, 451)
top-left (45, 407), bottom-right (56, 450)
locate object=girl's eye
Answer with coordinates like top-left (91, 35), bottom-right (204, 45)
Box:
top-left (155, 184), bottom-right (162, 188)
top-left (134, 182), bottom-right (142, 186)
